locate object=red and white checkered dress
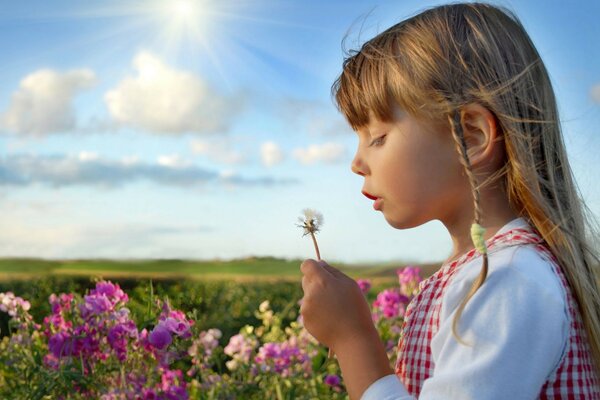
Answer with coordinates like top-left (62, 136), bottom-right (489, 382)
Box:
top-left (394, 225), bottom-right (600, 399)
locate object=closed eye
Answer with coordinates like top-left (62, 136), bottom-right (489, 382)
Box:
top-left (369, 134), bottom-right (387, 147)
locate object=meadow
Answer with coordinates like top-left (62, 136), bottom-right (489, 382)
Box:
top-left (0, 256), bottom-right (439, 281)
top-left (0, 257), bottom-right (436, 399)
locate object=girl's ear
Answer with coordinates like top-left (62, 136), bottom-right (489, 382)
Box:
top-left (460, 103), bottom-right (503, 169)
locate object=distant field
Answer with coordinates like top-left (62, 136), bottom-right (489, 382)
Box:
top-left (0, 256), bottom-right (441, 282)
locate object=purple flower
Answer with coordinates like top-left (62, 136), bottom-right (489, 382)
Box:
top-left (158, 368), bottom-right (188, 399)
top-left (48, 331), bottom-right (76, 357)
top-left (254, 341), bottom-right (311, 377)
top-left (160, 317), bottom-right (190, 337)
top-left (82, 294), bottom-right (113, 315)
top-left (108, 321), bottom-right (138, 361)
top-left (324, 374), bottom-right (341, 386)
top-left (90, 281), bottom-right (128, 304)
top-left (149, 326), bottom-right (173, 350)
top-left (142, 389), bottom-right (158, 399)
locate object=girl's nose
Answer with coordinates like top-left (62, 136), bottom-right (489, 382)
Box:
top-left (351, 154), bottom-right (366, 176)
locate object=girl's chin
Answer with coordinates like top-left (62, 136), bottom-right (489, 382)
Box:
top-left (384, 212), bottom-right (424, 230)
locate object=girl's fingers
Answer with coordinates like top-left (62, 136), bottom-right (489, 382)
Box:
top-left (319, 262), bottom-right (346, 279)
top-left (300, 259), bottom-right (331, 279)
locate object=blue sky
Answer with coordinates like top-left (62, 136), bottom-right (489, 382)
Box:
top-left (0, 0), bottom-right (599, 264)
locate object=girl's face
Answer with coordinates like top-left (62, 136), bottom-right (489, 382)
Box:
top-left (351, 108), bottom-right (469, 229)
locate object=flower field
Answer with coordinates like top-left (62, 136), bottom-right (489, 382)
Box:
top-left (0, 267), bottom-right (423, 399)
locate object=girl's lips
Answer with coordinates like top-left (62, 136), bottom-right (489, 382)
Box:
top-left (361, 190), bottom-right (378, 200)
top-left (373, 198), bottom-right (383, 211)
top-left (362, 191), bottom-right (382, 210)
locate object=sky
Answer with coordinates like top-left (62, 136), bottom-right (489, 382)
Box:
top-left (0, 0), bottom-right (599, 265)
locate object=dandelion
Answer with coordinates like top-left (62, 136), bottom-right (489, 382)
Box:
top-left (296, 208), bottom-right (324, 260)
top-left (297, 208), bottom-right (335, 358)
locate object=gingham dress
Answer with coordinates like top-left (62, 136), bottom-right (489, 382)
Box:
top-left (394, 225), bottom-right (600, 399)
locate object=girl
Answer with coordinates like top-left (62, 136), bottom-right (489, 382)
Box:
top-left (300, 2), bottom-right (600, 399)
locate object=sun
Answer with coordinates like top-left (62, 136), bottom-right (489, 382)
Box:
top-left (153, 0), bottom-right (215, 58)
top-left (169, 0), bottom-right (199, 24)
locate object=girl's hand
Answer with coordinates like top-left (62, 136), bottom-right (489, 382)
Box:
top-left (301, 259), bottom-right (394, 400)
top-left (300, 259), bottom-right (376, 353)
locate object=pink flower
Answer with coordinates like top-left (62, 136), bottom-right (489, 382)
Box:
top-left (372, 289), bottom-right (410, 319)
top-left (397, 266), bottom-right (422, 297)
top-left (0, 292), bottom-right (32, 317)
top-left (91, 281), bottom-right (128, 304)
top-left (356, 279), bottom-right (372, 295)
top-left (224, 333), bottom-right (257, 364)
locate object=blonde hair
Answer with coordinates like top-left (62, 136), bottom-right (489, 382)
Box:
top-left (332, 2), bottom-right (600, 376)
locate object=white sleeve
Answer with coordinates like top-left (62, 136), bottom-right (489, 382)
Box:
top-left (361, 246), bottom-right (568, 400)
top-left (361, 374), bottom-right (414, 400)
top-left (423, 246), bottom-right (569, 399)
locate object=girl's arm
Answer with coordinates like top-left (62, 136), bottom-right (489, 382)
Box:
top-left (300, 259), bottom-right (395, 399)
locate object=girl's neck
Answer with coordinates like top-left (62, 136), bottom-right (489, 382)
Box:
top-left (442, 190), bottom-right (519, 265)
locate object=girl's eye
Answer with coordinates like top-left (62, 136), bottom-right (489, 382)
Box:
top-left (369, 135), bottom-right (387, 147)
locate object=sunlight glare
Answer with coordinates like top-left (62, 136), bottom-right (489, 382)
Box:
top-left (170, 0), bottom-right (199, 24)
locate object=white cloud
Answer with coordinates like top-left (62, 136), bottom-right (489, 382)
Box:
top-left (292, 142), bottom-right (346, 165)
top-left (1, 68), bottom-right (96, 136)
top-left (190, 138), bottom-right (246, 164)
top-left (591, 84), bottom-right (600, 103)
top-left (278, 97), bottom-right (353, 137)
top-left (105, 51), bottom-right (242, 134)
top-left (219, 169), bottom-right (237, 179)
top-left (260, 141), bottom-right (284, 167)
top-left (121, 155), bottom-right (140, 165)
top-left (78, 151), bottom-right (99, 162)
top-left (0, 153), bottom-right (296, 188)
top-left (157, 154), bottom-right (192, 168)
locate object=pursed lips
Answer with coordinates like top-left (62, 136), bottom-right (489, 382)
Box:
top-left (362, 191), bottom-right (378, 200)
top-left (362, 190), bottom-right (383, 211)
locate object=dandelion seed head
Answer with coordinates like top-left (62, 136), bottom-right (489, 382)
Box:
top-left (296, 208), bottom-right (323, 236)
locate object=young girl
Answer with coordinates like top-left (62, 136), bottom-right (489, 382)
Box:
top-left (300, 2), bottom-right (600, 399)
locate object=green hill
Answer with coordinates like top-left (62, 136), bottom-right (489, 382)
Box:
top-left (0, 256), bottom-right (441, 282)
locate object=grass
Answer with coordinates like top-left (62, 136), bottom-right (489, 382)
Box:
top-left (0, 256), bottom-right (442, 282)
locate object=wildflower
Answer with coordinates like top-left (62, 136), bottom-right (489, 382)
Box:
top-left (357, 279), bottom-right (372, 295)
top-left (254, 340), bottom-right (311, 377)
top-left (0, 292), bottom-right (31, 317)
top-left (224, 333), bottom-right (258, 370)
top-left (107, 320), bottom-right (138, 361)
top-left (397, 266), bottom-right (422, 298)
top-left (372, 289), bottom-right (410, 319)
top-left (296, 208), bottom-right (324, 259)
top-left (149, 326), bottom-right (173, 350)
top-left (158, 368), bottom-right (188, 399)
top-left (188, 329), bottom-right (223, 374)
top-left (324, 374), bottom-right (341, 387)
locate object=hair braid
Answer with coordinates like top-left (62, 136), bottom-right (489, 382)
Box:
top-left (448, 110), bottom-right (490, 346)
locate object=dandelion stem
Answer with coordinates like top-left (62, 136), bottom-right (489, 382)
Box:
top-left (310, 232), bottom-right (321, 260)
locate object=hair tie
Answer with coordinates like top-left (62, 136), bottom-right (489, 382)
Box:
top-left (470, 223), bottom-right (487, 254)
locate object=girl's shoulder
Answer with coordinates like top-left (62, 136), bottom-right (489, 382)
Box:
top-left (444, 243), bottom-right (567, 312)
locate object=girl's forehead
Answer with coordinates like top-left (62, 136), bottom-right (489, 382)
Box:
top-left (357, 107), bottom-right (407, 134)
